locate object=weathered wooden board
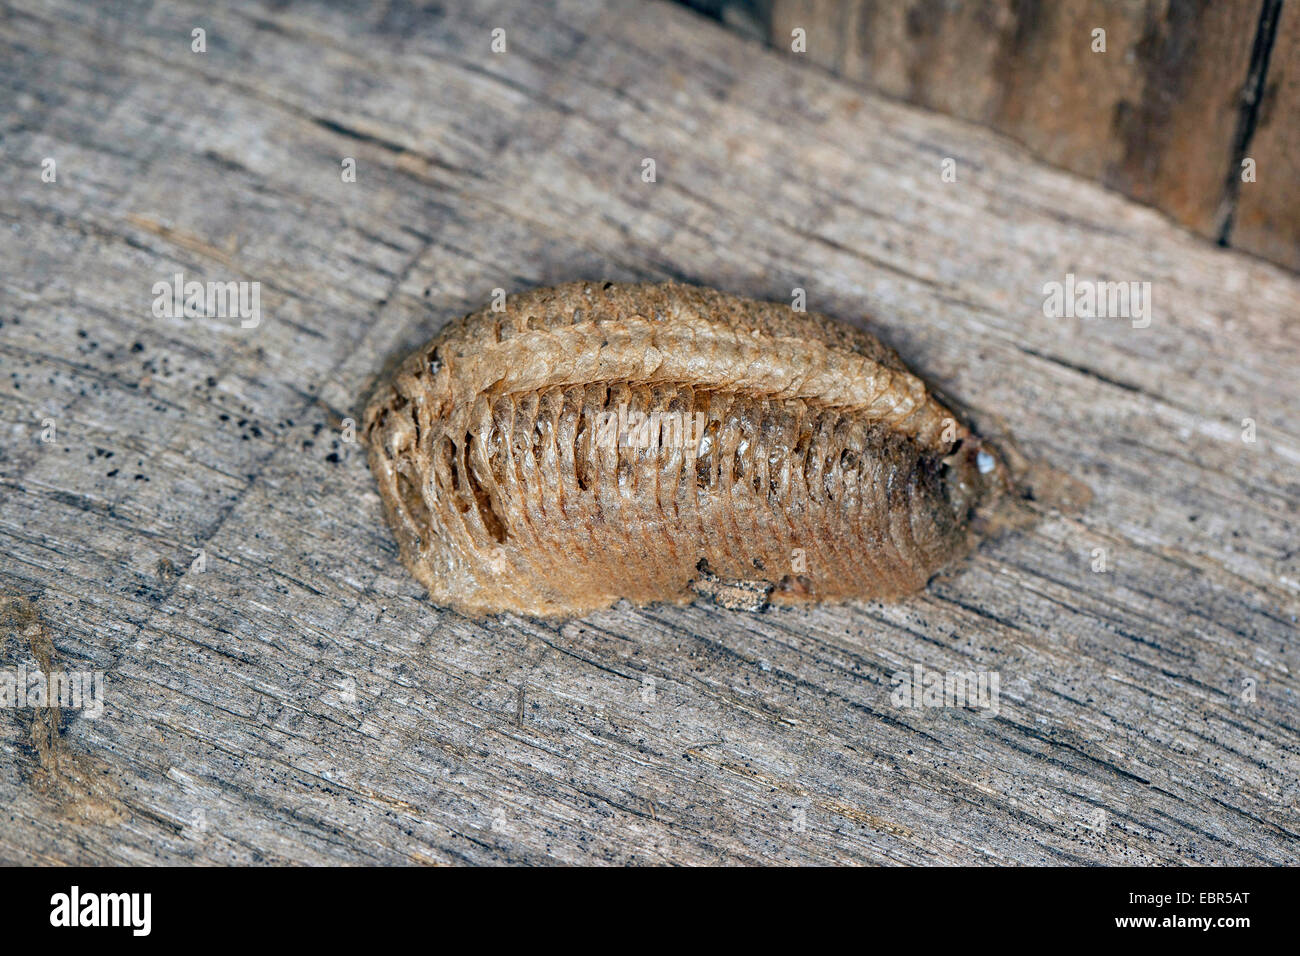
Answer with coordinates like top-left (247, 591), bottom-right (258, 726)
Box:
top-left (1, 0), bottom-right (1297, 865)
top-left (762, 0), bottom-right (1298, 272)
top-left (1232, 0), bottom-right (1300, 271)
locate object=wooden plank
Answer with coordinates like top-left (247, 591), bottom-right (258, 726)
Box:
top-left (766, 0), bottom-right (1295, 270)
top-left (1, 0), bottom-right (1297, 865)
top-left (1231, 0), bottom-right (1300, 271)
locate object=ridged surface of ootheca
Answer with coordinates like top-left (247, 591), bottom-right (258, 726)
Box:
top-left (363, 281), bottom-right (1004, 617)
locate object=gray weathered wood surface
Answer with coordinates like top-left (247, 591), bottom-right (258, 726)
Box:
top-left (1, 0), bottom-right (1297, 865)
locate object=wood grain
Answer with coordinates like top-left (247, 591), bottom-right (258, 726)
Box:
top-left (1231, 0), bottom-right (1300, 271)
top-left (1, 0), bottom-right (1297, 865)
top-left (765, 0), bottom-right (1296, 271)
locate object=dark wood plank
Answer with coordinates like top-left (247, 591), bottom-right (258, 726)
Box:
top-left (765, 0), bottom-right (1295, 271)
top-left (1231, 0), bottom-right (1300, 271)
